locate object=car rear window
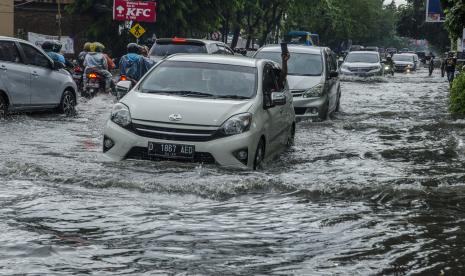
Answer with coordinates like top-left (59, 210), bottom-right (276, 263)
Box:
top-left (149, 41), bottom-right (207, 57)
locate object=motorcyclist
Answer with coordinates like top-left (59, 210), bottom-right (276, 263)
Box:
top-left (119, 43), bottom-right (145, 83)
top-left (41, 40), bottom-right (65, 65)
top-left (83, 42), bottom-right (114, 93)
top-left (445, 51), bottom-right (457, 85)
top-left (385, 54), bottom-right (394, 75)
top-left (78, 42), bottom-right (91, 68)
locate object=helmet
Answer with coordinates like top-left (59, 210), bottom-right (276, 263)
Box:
top-left (42, 40), bottom-right (61, 52)
top-left (93, 42), bottom-right (105, 53)
top-left (83, 42), bottom-right (92, 52)
top-left (127, 43), bottom-right (140, 54)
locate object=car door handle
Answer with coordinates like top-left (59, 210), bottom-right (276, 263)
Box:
top-left (32, 71), bottom-right (39, 77)
top-left (0, 65), bottom-right (6, 71)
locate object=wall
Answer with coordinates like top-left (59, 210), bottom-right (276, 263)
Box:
top-left (0, 1), bottom-right (14, 37)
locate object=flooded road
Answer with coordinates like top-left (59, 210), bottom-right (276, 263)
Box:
top-left (1, 69), bottom-right (464, 275)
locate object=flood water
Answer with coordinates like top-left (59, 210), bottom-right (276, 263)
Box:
top-left (1, 69), bottom-right (464, 275)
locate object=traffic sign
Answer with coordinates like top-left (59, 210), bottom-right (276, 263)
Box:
top-left (129, 23), bottom-right (145, 39)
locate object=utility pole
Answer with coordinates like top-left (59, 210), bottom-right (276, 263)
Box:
top-left (57, 0), bottom-right (62, 39)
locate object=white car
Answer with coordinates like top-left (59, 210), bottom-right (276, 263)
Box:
top-left (340, 51), bottom-right (383, 77)
top-left (103, 54), bottom-right (296, 169)
top-left (393, 53), bottom-right (419, 72)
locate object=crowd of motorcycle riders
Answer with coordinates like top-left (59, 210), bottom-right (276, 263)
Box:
top-left (41, 40), bottom-right (155, 99)
top-left (40, 39), bottom-right (462, 99)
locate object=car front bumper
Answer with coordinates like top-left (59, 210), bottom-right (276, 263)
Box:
top-left (292, 96), bottom-right (326, 119)
top-left (340, 70), bottom-right (383, 77)
top-left (103, 121), bottom-right (261, 169)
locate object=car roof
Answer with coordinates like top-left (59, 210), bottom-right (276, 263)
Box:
top-left (256, 44), bottom-right (323, 54)
top-left (348, 51), bottom-right (379, 55)
top-left (156, 38), bottom-right (226, 45)
top-left (0, 36), bottom-right (27, 43)
top-left (394, 53), bottom-right (416, 56)
top-left (166, 54), bottom-right (260, 67)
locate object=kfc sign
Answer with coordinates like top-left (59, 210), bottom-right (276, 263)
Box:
top-left (113, 0), bottom-right (157, 22)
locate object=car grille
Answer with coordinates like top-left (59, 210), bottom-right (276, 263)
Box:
top-left (294, 107), bottom-right (307, 115)
top-left (131, 121), bottom-right (220, 142)
top-left (291, 90), bottom-right (305, 97)
top-left (125, 147), bottom-right (216, 164)
top-left (349, 67), bottom-right (377, 73)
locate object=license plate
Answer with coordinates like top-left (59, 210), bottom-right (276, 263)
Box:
top-left (148, 142), bottom-right (195, 159)
top-left (72, 74), bottom-right (81, 78)
top-left (87, 82), bottom-right (99, 88)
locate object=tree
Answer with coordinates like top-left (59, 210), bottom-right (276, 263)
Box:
top-left (441, 0), bottom-right (465, 41)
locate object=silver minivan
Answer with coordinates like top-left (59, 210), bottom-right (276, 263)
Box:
top-left (254, 45), bottom-right (341, 120)
top-left (0, 36), bottom-right (77, 117)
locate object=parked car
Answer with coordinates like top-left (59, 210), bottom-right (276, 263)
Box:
top-left (0, 36), bottom-right (77, 117)
top-left (148, 38), bottom-right (235, 64)
top-left (340, 51), bottom-right (384, 77)
top-left (104, 54), bottom-right (296, 170)
top-left (253, 45), bottom-right (341, 121)
top-left (393, 53), bottom-right (419, 72)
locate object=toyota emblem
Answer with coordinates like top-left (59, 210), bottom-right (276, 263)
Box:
top-left (169, 114), bottom-right (182, 121)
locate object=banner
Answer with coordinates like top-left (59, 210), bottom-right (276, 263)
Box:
top-left (27, 32), bottom-right (74, 54)
top-left (426, 0), bottom-right (445, 22)
top-left (113, 0), bottom-right (157, 22)
top-left (463, 28), bottom-right (465, 52)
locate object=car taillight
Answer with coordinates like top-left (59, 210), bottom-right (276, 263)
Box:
top-left (172, 37), bottom-right (187, 43)
top-left (74, 66), bottom-right (82, 73)
top-left (119, 75), bottom-right (127, 81)
top-left (88, 73), bottom-right (98, 79)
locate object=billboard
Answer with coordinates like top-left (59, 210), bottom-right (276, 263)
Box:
top-left (113, 0), bottom-right (157, 23)
top-left (426, 0), bottom-right (445, 22)
top-left (27, 32), bottom-right (74, 54)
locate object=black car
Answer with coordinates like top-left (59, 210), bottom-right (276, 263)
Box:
top-left (149, 38), bottom-right (235, 63)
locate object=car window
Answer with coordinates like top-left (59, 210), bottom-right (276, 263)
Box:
top-left (149, 42), bottom-right (207, 57)
top-left (20, 43), bottom-right (51, 68)
top-left (0, 41), bottom-right (22, 63)
top-left (255, 51), bottom-right (323, 76)
top-left (139, 61), bottom-right (257, 99)
top-left (345, 53), bottom-right (379, 63)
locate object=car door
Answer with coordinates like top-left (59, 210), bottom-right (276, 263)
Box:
top-left (0, 40), bottom-right (31, 107)
top-left (262, 63), bottom-right (285, 152)
top-left (325, 50), bottom-right (338, 112)
top-left (19, 43), bottom-right (62, 106)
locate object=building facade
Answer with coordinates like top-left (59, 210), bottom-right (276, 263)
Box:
top-left (0, 1), bottom-right (14, 36)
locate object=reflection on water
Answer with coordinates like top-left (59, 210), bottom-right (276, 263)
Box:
top-left (1, 70), bottom-right (464, 274)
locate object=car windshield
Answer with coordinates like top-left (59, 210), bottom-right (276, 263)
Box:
top-left (345, 53), bottom-right (379, 63)
top-left (150, 43), bottom-right (207, 57)
top-left (139, 61), bottom-right (257, 99)
top-left (393, 55), bottom-right (413, 62)
top-left (254, 51), bottom-right (323, 76)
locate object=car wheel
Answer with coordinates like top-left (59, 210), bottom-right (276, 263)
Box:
top-left (253, 138), bottom-right (265, 170)
top-left (60, 90), bottom-right (76, 116)
top-left (287, 124), bottom-right (296, 147)
top-left (318, 99), bottom-right (329, 121)
top-left (0, 94), bottom-right (7, 118)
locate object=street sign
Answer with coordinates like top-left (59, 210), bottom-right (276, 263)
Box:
top-left (129, 23), bottom-right (145, 39)
top-left (113, 0), bottom-right (157, 23)
top-left (211, 31), bottom-right (221, 41)
top-left (426, 0), bottom-right (445, 22)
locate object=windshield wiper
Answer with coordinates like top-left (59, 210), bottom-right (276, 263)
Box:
top-left (170, 90), bottom-right (215, 98)
top-left (215, 95), bottom-right (250, 100)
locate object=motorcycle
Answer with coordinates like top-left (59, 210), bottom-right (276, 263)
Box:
top-left (71, 65), bottom-right (84, 93)
top-left (83, 69), bottom-right (106, 98)
top-left (116, 75), bottom-right (137, 100)
top-left (384, 64), bottom-right (394, 76)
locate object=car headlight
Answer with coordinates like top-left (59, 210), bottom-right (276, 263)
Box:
top-left (111, 103), bottom-right (131, 127)
top-left (303, 84), bottom-right (323, 98)
top-left (221, 113), bottom-right (252, 136)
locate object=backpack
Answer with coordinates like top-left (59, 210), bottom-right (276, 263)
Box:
top-left (125, 58), bottom-right (140, 80)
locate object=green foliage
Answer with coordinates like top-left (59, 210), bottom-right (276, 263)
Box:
top-left (397, 0), bottom-right (450, 51)
top-left (441, 0), bottom-right (465, 41)
top-left (449, 73), bottom-right (465, 114)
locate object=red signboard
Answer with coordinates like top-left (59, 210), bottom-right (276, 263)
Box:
top-left (113, 0), bottom-right (157, 22)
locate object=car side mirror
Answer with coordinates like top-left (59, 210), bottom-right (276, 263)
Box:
top-left (53, 61), bottom-right (65, 70)
top-left (116, 80), bottom-right (132, 95)
top-left (271, 92), bottom-right (286, 106)
top-left (329, 71), bottom-right (339, 78)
